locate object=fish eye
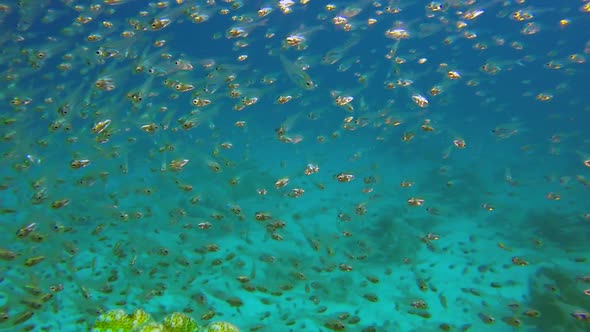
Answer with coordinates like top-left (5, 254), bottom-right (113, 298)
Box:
top-left (36, 52), bottom-right (46, 59)
top-left (0, 313), bottom-right (8, 321)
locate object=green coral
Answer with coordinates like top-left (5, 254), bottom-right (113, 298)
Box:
top-left (92, 309), bottom-right (238, 332)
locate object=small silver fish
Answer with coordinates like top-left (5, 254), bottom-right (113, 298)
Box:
top-left (279, 54), bottom-right (316, 90)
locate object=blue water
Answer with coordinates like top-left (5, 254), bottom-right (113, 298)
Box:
top-left (1, 1), bottom-right (589, 331)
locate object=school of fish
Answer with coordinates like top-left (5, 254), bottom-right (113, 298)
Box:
top-left (0, 0), bottom-right (589, 331)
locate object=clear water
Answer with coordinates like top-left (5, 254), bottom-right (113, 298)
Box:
top-left (0, 1), bottom-right (589, 331)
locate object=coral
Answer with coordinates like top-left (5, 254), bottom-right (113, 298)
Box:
top-left (92, 309), bottom-right (238, 332)
top-left (132, 309), bottom-right (154, 328)
top-left (137, 322), bottom-right (166, 332)
top-left (162, 312), bottom-right (201, 332)
top-left (93, 308), bottom-right (152, 331)
top-left (204, 321), bottom-right (240, 332)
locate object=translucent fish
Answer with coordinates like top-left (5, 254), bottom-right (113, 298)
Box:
top-left (16, 0), bottom-right (48, 31)
top-left (279, 54), bottom-right (316, 90)
top-left (322, 35), bottom-right (360, 65)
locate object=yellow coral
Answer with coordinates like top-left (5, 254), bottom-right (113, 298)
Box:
top-left (130, 309), bottom-right (153, 329)
top-left (204, 321), bottom-right (240, 332)
top-left (137, 322), bottom-right (166, 331)
top-left (93, 309), bottom-right (134, 331)
top-left (162, 312), bottom-right (200, 332)
top-left (92, 309), bottom-right (153, 331)
top-left (92, 309), bottom-right (237, 332)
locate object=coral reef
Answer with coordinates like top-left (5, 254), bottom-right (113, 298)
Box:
top-left (92, 309), bottom-right (239, 332)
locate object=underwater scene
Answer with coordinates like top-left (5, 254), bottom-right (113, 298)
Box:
top-left (1, 0), bottom-right (590, 331)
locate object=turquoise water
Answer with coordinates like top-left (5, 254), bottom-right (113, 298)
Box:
top-left (1, 0), bottom-right (589, 331)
